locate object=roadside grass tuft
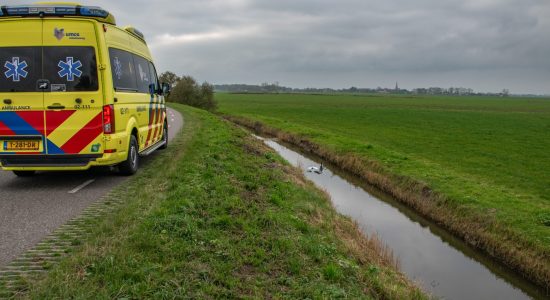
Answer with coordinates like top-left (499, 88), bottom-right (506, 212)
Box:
top-left (13, 104), bottom-right (425, 299)
top-left (537, 212), bottom-right (550, 227)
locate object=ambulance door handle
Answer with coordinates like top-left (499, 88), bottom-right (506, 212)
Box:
top-left (47, 104), bottom-right (65, 110)
top-left (3, 99), bottom-right (12, 104)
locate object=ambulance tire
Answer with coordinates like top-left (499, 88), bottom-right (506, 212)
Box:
top-left (159, 121), bottom-right (168, 150)
top-left (119, 135), bottom-right (139, 176)
top-left (13, 170), bottom-right (36, 177)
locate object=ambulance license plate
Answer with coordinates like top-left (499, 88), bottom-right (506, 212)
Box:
top-left (4, 140), bottom-right (40, 151)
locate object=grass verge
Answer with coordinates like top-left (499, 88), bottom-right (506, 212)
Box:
top-left (7, 104), bottom-right (425, 299)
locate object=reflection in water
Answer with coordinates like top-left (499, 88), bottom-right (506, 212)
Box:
top-left (259, 137), bottom-right (546, 300)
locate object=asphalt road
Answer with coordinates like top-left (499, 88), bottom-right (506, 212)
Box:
top-left (0, 107), bottom-right (183, 267)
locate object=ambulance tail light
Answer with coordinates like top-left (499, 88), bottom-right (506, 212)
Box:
top-left (103, 104), bottom-right (115, 134)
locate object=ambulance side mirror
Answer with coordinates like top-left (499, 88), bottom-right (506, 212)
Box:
top-left (161, 82), bottom-right (171, 96)
top-left (149, 83), bottom-right (156, 96)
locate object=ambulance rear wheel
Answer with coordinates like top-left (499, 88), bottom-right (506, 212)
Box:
top-left (159, 121), bottom-right (168, 150)
top-left (119, 135), bottom-right (139, 176)
top-left (13, 170), bottom-right (36, 177)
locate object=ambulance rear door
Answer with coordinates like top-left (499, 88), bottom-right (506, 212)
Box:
top-left (0, 19), bottom-right (46, 156)
top-left (42, 19), bottom-right (104, 155)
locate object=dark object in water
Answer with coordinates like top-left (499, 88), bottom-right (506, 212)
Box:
top-left (307, 163), bottom-right (324, 174)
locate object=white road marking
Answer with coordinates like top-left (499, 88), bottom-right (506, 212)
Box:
top-left (68, 179), bottom-right (95, 194)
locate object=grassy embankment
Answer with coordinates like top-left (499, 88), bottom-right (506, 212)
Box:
top-left (9, 104), bottom-right (424, 299)
top-left (217, 93), bottom-right (550, 289)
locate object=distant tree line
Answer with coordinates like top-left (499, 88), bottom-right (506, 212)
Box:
top-left (214, 82), bottom-right (518, 97)
top-left (159, 71), bottom-right (217, 111)
top-left (214, 82), bottom-right (293, 93)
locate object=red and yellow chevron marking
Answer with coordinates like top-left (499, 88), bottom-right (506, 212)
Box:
top-left (151, 102), bottom-right (161, 142)
top-left (157, 104), bottom-right (164, 137)
top-left (46, 110), bottom-right (75, 136)
top-left (144, 103), bottom-right (154, 148)
top-left (46, 110), bottom-right (103, 154)
top-left (144, 101), bottom-right (163, 148)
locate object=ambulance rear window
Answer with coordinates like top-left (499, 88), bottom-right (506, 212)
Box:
top-left (109, 48), bottom-right (138, 92)
top-left (133, 55), bottom-right (152, 94)
top-left (0, 47), bottom-right (42, 92)
top-left (43, 46), bottom-right (99, 92)
top-left (0, 46), bottom-right (98, 92)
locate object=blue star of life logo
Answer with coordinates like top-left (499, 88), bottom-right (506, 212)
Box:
top-left (4, 57), bottom-right (29, 82)
top-left (113, 57), bottom-right (123, 79)
top-left (58, 57), bottom-right (83, 81)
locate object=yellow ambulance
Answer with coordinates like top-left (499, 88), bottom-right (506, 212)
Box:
top-left (0, 3), bottom-right (170, 176)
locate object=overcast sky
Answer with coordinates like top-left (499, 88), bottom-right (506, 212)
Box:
top-left (5, 0), bottom-right (550, 94)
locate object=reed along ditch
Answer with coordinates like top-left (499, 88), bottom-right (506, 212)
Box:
top-left (254, 135), bottom-right (547, 300)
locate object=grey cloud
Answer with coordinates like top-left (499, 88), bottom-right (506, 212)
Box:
top-left (2, 0), bottom-right (549, 93)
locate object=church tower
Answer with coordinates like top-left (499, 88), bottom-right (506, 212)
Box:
top-left (395, 82), bottom-right (399, 91)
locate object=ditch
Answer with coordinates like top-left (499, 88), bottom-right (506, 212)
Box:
top-left (256, 135), bottom-right (548, 300)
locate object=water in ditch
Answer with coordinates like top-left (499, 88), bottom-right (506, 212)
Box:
top-left (257, 136), bottom-right (547, 300)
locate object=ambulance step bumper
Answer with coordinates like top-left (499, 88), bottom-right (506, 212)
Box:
top-left (0, 155), bottom-right (102, 167)
top-left (139, 140), bottom-right (166, 157)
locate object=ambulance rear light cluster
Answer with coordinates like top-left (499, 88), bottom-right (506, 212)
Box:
top-left (103, 104), bottom-right (115, 134)
top-left (0, 4), bottom-right (115, 25)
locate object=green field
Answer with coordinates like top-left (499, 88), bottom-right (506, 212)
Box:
top-left (9, 104), bottom-right (423, 299)
top-left (217, 93), bottom-right (550, 286)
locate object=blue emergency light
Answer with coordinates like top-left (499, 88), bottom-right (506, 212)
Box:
top-left (0, 4), bottom-right (115, 25)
